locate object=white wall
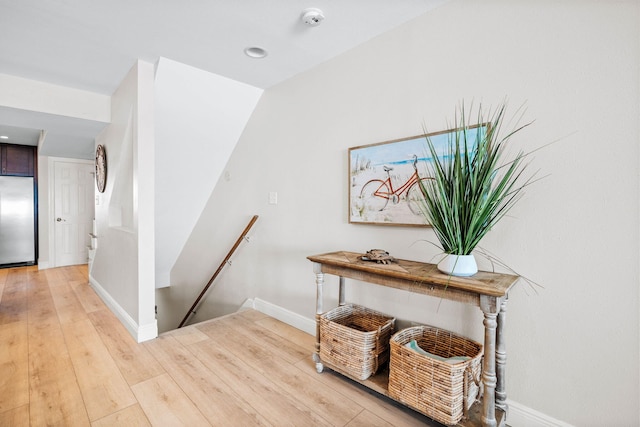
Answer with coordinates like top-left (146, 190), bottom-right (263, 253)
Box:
top-left (169, 1), bottom-right (639, 425)
top-left (0, 74), bottom-right (110, 159)
top-left (36, 151), bottom-right (50, 269)
top-left (0, 73), bottom-right (110, 121)
top-left (154, 58), bottom-right (263, 288)
top-left (90, 60), bottom-right (157, 342)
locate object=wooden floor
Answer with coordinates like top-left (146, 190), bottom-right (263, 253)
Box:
top-left (0, 265), bottom-right (437, 426)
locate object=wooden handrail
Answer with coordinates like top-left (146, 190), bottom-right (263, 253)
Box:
top-left (177, 215), bottom-right (259, 328)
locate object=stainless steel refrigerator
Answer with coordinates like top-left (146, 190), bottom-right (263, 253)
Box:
top-left (0, 176), bottom-right (35, 266)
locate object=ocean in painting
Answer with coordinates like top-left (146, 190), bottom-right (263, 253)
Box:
top-left (353, 126), bottom-right (485, 169)
top-left (348, 125), bottom-right (486, 225)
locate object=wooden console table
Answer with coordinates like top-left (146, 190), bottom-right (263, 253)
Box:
top-left (307, 251), bottom-right (520, 427)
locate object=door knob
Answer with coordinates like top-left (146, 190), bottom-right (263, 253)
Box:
top-left (56, 217), bottom-right (63, 222)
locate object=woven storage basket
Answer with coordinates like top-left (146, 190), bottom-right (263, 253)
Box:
top-left (320, 304), bottom-right (395, 380)
top-left (388, 325), bottom-right (483, 425)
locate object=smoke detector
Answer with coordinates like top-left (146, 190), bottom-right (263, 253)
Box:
top-left (301, 8), bottom-right (324, 26)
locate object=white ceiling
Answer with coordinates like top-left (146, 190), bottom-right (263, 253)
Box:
top-left (0, 0), bottom-right (446, 158)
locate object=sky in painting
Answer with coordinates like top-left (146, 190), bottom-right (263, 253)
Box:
top-left (352, 126), bottom-right (485, 167)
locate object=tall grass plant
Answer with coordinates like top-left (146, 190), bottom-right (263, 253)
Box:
top-left (417, 103), bottom-right (536, 256)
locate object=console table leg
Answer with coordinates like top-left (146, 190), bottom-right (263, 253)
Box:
top-left (480, 296), bottom-right (500, 427)
top-left (496, 296), bottom-right (508, 414)
top-left (339, 276), bottom-right (345, 306)
top-left (313, 263), bottom-right (324, 373)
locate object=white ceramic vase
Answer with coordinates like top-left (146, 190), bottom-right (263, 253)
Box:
top-left (437, 254), bottom-right (478, 277)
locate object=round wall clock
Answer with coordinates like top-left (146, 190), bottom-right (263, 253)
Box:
top-left (95, 144), bottom-right (107, 193)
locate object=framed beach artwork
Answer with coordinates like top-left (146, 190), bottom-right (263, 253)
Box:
top-left (348, 124), bottom-right (487, 226)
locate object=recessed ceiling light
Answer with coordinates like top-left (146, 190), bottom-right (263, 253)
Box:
top-left (0, 136), bottom-right (8, 139)
top-left (244, 47), bottom-right (268, 59)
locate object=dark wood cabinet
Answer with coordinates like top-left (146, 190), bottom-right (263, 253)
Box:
top-left (1, 144), bottom-right (36, 177)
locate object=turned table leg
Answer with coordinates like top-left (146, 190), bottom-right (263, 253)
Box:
top-left (312, 262), bottom-right (324, 373)
top-left (339, 276), bottom-right (345, 306)
top-left (480, 295), bottom-right (501, 427)
top-left (496, 296), bottom-right (508, 414)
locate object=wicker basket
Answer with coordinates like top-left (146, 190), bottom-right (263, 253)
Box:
top-left (388, 325), bottom-right (483, 425)
top-left (320, 304), bottom-right (395, 380)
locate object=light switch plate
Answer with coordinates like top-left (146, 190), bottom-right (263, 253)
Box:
top-left (268, 192), bottom-right (278, 205)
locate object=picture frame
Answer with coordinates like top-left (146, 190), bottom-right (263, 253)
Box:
top-left (348, 124), bottom-right (487, 226)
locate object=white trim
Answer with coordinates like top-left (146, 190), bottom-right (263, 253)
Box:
top-left (37, 261), bottom-right (50, 270)
top-left (241, 298), bottom-right (573, 427)
top-left (47, 157), bottom-right (55, 267)
top-left (136, 321), bottom-right (159, 343)
top-left (89, 274), bottom-right (158, 343)
top-left (507, 400), bottom-right (574, 427)
top-left (243, 297), bottom-right (316, 335)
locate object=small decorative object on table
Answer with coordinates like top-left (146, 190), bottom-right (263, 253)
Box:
top-left (360, 249), bottom-right (396, 264)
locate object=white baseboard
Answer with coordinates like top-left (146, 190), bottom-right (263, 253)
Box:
top-left (241, 297), bottom-right (316, 335)
top-left (37, 261), bottom-right (50, 270)
top-left (506, 400), bottom-right (574, 427)
top-left (241, 298), bottom-right (572, 427)
top-left (89, 274), bottom-right (158, 343)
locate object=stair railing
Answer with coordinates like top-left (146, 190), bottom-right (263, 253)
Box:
top-left (177, 214), bottom-right (259, 328)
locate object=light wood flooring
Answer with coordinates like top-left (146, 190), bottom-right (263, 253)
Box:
top-left (0, 264), bottom-right (437, 426)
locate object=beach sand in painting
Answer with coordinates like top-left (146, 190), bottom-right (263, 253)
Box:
top-left (349, 161), bottom-right (428, 225)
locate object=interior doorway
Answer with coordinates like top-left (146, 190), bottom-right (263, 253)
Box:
top-left (50, 158), bottom-right (95, 267)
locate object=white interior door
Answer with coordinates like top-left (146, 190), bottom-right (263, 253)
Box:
top-left (53, 160), bottom-right (95, 267)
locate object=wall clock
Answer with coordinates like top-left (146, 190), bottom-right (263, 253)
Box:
top-left (95, 144), bottom-right (107, 193)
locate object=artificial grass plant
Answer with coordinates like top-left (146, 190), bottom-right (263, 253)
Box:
top-left (417, 103), bottom-right (536, 256)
